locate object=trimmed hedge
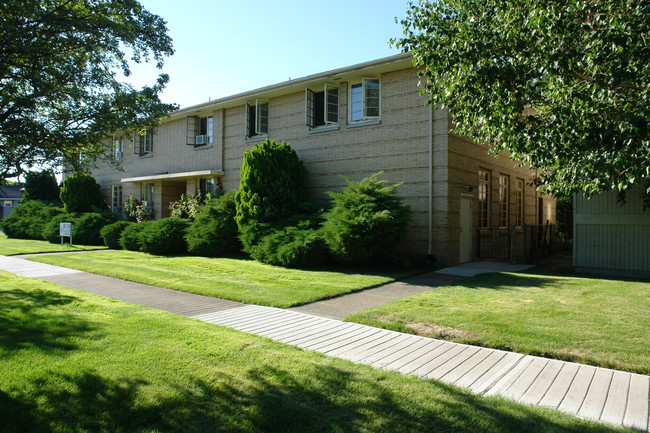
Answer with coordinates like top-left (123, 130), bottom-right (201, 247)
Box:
top-left (186, 191), bottom-right (241, 257)
top-left (42, 212), bottom-right (116, 245)
top-left (120, 221), bottom-right (152, 251)
top-left (1, 201), bottom-right (65, 239)
top-left (140, 217), bottom-right (189, 255)
top-left (100, 221), bottom-right (133, 249)
top-left (249, 225), bottom-right (330, 268)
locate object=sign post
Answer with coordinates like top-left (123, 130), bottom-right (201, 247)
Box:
top-left (59, 222), bottom-right (73, 246)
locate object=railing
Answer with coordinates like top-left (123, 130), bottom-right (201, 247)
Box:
top-left (477, 223), bottom-right (568, 264)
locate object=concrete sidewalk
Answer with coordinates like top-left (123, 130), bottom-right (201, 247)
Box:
top-left (0, 255), bottom-right (647, 431)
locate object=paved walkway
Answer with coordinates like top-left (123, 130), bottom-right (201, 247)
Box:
top-left (0, 255), bottom-right (648, 431)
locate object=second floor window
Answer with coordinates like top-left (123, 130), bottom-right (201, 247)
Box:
top-left (306, 84), bottom-right (338, 127)
top-left (186, 115), bottom-right (213, 146)
top-left (350, 78), bottom-right (380, 122)
top-left (113, 136), bottom-right (123, 162)
top-left (134, 129), bottom-right (153, 156)
top-left (246, 100), bottom-right (268, 138)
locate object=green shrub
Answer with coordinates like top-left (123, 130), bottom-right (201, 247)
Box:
top-left (234, 139), bottom-right (308, 248)
top-left (245, 213), bottom-right (330, 268)
top-left (73, 212), bottom-right (117, 245)
top-left (140, 218), bottom-right (189, 255)
top-left (60, 173), bottom-right (106, 213)
top-left (186, 191), bottom-right (240, 257)
top-left (100, 221), bottom-right (133, 249)
top-left (42, 213), bottom-right (76, 243)
top-left (120, 221), bottom-right (152, 251)
top-left (1, 200), bottom-right (65, 239)
top-left (23, 171), bottom-right (60, 202)
top-left (42, 212), bottom-right (116, 245)
top-left (321, 173), bottom-right (411, 264)
top-left (252, 226), bottom-right (330, 268)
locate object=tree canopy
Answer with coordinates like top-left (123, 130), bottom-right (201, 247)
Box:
top-left (396, 0), bottom-right (649, 199)
top-left (0, 0), bottom-right (177, 181)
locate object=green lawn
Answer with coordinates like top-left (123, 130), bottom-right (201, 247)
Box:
top-left (0, 234), bottom-right (106, 255)
top-left (347, 271), bottom-right (650, 374)
top-left (0, 271), bottom-right (632, 433)
top-left (27, 250), bottom-right (426, 308)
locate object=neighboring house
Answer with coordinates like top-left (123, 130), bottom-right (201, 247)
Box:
top-left (91, 53), bottom-right (555, 265)
top-left (0, 184), bottom-right (24, 219)
top-left (574, 186), bottom-right (650, 278)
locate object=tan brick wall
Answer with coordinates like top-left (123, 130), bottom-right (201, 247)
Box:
top-left (91, 63), bottom-right (555, 265)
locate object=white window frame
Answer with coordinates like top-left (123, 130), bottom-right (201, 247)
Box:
top-left (133, 129), bottom-right (153, 156)
top-left (142, 183), bottom-right (154, 214)
top-left (478, 169), bottom-right (490, 229)
top-left (306, 84), bottom-right (339, 128)
top-left (113, 135), bottom-right (123, 162)
top-left (111, 185), bottom-right (123, 214)
top-left (246, 100), bottom-right (269, 138)
top-left (498, 174), bottom-right (509, 228)
top-left (350, 77), bottom-right (380, 123)
top-left (186, 115), bottom-right (213, 146)
top-left (515, 178), bottom-right (524, 227)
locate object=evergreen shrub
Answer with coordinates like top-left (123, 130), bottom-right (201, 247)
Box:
top-left (140, 218), bottom-right (189, 255)
top-left (1, 201), bottom-right (65, 239)
top-left (321, 173), bottom-right (411, 264)
top-left (234, 139), bottom-right (308, 253)
top-left (60, 173), bottom-right (106, 213)
top-left (251, 225), bottom-right (330, 268)
top-left (186, 191), bottom-right (240, 257)
top-left (42, 214), bottom-right (76, 243)
top-left (100, 221), bottom-right (133, 249)
top-left (73, 212), bottom-right (117, 244)
top-left (42, 212), bottom-right (116, 245)
top-left (120, 221), bottom-right (152, 251)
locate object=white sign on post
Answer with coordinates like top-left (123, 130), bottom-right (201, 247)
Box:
top-left (59, 222), bottom-right (72, 246)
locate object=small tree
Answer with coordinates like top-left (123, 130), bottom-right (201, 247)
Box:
top-left (22, 171), bottom-right (60, 202)
top-left (234, 139), bottom-right (309, 251)
top-left (60, 173), bottom-right (105, 213)
top-left (235, 139), bottom-right (308, 226)
top-left (321, 173), bottom-right (411, 264)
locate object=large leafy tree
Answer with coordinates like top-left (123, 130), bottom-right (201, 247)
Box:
top-left (396, 0), bottom-right (649, 199)
top-left (0, 0), bottom-right (177, 181)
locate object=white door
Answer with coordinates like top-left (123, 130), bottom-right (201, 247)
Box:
top-left (459, 196), bottom-right (472, 263)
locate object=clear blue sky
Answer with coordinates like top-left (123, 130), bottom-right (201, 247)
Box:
top-left (127, 0), bottom-right (411, 108)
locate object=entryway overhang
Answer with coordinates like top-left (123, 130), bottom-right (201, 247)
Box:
top-left (121, 169), bottom-right (223, 183)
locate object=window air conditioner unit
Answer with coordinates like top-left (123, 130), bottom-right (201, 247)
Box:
top-left (195, 135), bottom-right (208, 145)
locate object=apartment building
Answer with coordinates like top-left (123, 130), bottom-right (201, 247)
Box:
top-left (92, 53), bottom-right (555, 265)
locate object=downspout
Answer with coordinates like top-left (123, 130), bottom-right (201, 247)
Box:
top-left (428, 103), bottom-right (433, 261)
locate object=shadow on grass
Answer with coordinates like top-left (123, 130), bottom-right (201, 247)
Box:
top-left (0, 367), bottom-right (625, 433)
top-left (0, 288), bottom-right (97, 353)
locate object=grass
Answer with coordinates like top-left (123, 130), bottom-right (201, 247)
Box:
top-left (27, 250), bottom-right (428, 308)
top-left (0, 234), bottom-right (106, 255)
top-left (347, 270), bottom-right (650, 374)
top-left (0, 270), bottom-right (634, 433)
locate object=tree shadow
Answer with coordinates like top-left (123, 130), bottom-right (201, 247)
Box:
top-left (0, 366), bottom-right (629, 433)
top-left (0, 288), bottom-right (97, 353)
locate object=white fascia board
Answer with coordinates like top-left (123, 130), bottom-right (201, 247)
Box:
top-left (121, 170), bottom-right (224, 183)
